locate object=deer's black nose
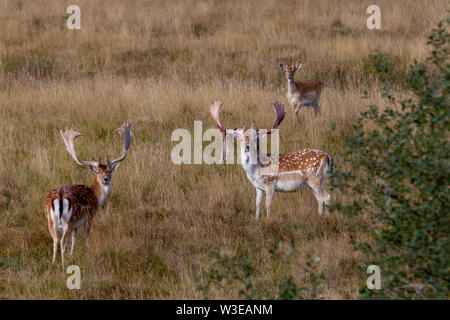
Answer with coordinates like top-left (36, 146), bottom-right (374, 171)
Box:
top-left (103, 177), bottom-right (110, 184)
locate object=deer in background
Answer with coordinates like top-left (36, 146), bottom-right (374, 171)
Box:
top-left (45, 121), bottom-right (132, 268)
top-left (211, 101), bottom-right (332, 219)
top-left (279, 63), bottom-right (323, 121)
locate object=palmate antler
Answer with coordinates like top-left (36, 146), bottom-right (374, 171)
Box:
top-left (210, 101), bottom-right (284, 133)
top-left (210, 101), bottom-right (285, 162)
top-left (210, 101), bottom-right (226, 133)
top-left (210, 101), bottom-right (228, 161)
top-left (108, 121), bottom-right (132, 167)
top-left (60, 121), bottom-right (132, 168)
top-left (247, 102), bottom-right (285, 139)
top-left (60, 129), bottom-right (99, 167)
top-left (266, 101), bottom-right (285, 134)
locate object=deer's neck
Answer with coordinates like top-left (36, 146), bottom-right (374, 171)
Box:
top-left (241, 156), bottom-right (258, 175)
top-left (240, 144), bottom-right (266, 189)
top-left (90, 179), bottom-right (111, 207)
top-left (287, 78), bottom-right (298, 95)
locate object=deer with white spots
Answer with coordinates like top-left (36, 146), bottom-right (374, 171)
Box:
top-left (45, 121), bottom-right (132, 268)
top-left (279, 63), bottom-right (323, 121)
top-left (210, 101), bottom-right (332, 219)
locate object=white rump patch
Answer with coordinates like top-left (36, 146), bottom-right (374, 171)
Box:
top-left (50, 199), bottom-right (60, 226)
top-left (50, 199), bottom-right (72, 232)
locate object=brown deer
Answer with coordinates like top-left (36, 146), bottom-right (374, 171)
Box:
top-left (279, 63), bottom-right (322, 121)
top-left (45, 121), bottom-right (132, 268)
top-left (211, 101), bottom-right (332, 219)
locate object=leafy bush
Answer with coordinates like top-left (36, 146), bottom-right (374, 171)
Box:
top-left (332, 18), bottom-right (449, 299)
top-left (196, 239), bottom-right (325, 300)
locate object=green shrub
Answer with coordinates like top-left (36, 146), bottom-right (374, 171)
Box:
top-left (196, 239), bottom-right (325, 300)
top-left (332, 18), bottom-right (449, 299)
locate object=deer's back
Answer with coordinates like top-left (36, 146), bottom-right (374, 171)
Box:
top-left (295, 80), bottom-right (322, 95)
top-left (259, 149), bottom-right (330, 179)
top-left (45, 184), bottom-right (98, 224)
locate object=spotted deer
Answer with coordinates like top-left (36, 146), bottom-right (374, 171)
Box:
top-left (210, 101), bottom-right (332, 219)
top-left (279, 63), bottom-right (323, 121)
top-left (45, 121), bottom-right (132, 268)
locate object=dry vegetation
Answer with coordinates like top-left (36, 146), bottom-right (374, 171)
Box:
top-left (0, 0), bottom-right (447, 299)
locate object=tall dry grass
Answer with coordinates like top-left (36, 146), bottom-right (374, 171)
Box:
top-left (0, 0), bottom-right (447, 299)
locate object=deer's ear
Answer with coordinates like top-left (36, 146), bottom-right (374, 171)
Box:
top-left (294, 63), bottom-right (302, 71)
top-left (88, 165), bottom-right (98, 174)
top-left (279, 63), bottom-right (285, 70)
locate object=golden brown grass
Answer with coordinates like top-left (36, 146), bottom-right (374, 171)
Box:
top-left (0, 0), bottom-right (447, 299)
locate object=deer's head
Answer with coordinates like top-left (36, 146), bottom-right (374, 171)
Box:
top-left (86, 160), bottom-right (119, 186)
top-left (279, 63), bottom-right (302, 82)
top-left (210, 101), bottom-right (285, 164)
top-left (60, 121), bottom-right (132, 186)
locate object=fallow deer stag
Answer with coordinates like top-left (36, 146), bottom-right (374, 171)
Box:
top-left (45, 121), bottom-right (132, 268)
top-left (279, 63), bottom-right (322, 121)
top-left (210, 101), bottom-right (332, 219)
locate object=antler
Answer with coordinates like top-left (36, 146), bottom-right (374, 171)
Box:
top-left (108, 121), bottom-right (132, 167)
top-left (266, 101), bottom-right (285, 134)
top-left (210, 101), bottom-right (230, 161)
top-left (60, 128), bottom-right (99, 167)
top-left (293, 63), bottom-right (303, 72)
top-left (210, 101), bottom-right (226, 133)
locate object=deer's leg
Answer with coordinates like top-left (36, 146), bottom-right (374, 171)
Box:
top-left (316, 193), bottom-right (324, 215)
top-left (84, 221), bottom-right (91, 248)
top-left (320, 179), bottom-right (331, 216)
top-left (291, 103), bottom-right (297, 119)
top-left (293, 102), bottom-right (305, 124)
top-left (315, 89), bottom-right (323, 117)
top-left (255, 188), bottom-right (264, 220)
top-left (265, 185), bottom-right (275, 219)
top-left (319, 172), bottom-right (331, 216)
top-left (294, 102), bottom-right (304, 116)
top-left (70, 228), bottom-right (78, 256)
top-left (314, 102), bottom-right (322, 117)
top-left (60, 227), bottom-right (72, 269)
top-left (308, 181), bottom-right (325, 216)
top-left (322, 189), bottom-right (331, 216)
top-left (47, 216), bottom-right (58, 264)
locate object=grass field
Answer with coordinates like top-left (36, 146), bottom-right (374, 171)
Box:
top-left (0, 0), bottom-right (447, 299)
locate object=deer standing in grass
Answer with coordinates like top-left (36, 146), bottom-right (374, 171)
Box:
top-left (211, 101), bottom-right (332, 219)
top-left (45, 122), bottom-right (132, 268)
top-left (279, 63), bottom-right (323, 121)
